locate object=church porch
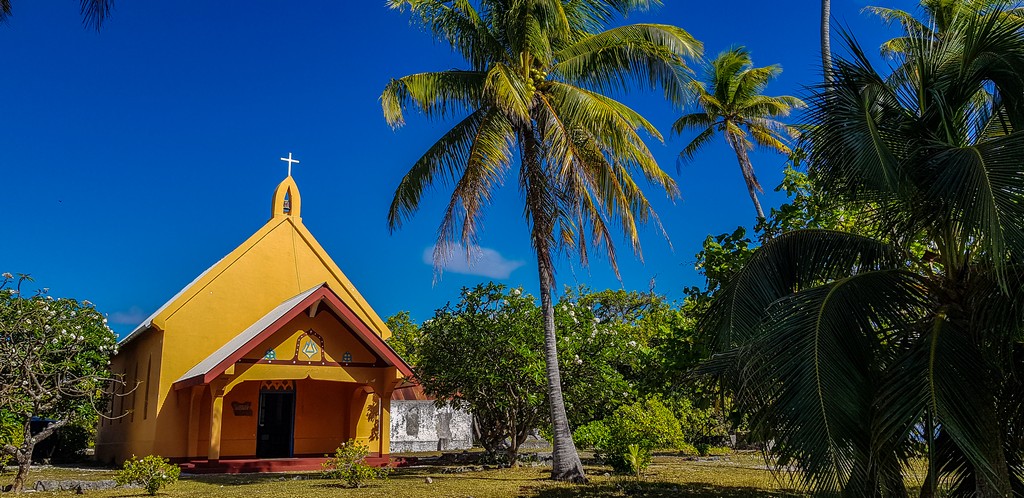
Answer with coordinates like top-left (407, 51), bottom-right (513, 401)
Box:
top-left (170, 284), bottom-right (414, 470)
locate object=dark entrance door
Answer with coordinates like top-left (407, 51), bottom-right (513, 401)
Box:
top-left (256, 391), bottom-right (295, 458)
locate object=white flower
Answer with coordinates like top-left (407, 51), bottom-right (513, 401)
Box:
top-left (628, 341), bottom-right (637, 347)
top-left (512, 288), bottom-right (522, 296)
top-left (2, 272), bottom-right (12, 279)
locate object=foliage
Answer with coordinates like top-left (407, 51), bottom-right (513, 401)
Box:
top-left (674, 47), bottom-right (804, 220)
top-left (321, 440), bottom-right (389, 489)
top-left (32, 420), bottom-right (94, 464)
top-left (572, 420), bottom-right (610, 451)
top-left (0, 412), bottom-right (21, 473)
top-left (415, 283), bottom-right (546, 463)
top-left (114, 455), bottom-right (180, 495)
top-left (601, 398), bottom-right (683, 474)
top-left (864, 0), bottom-right (1024, 57)
top-left (0, 273), bottom-right (119, 492)
top-left (384, 311), bottom-right (421, 367)
top-left (384, 0), bottom-right (701, 481)
top-left (703, 11), bottom-right (1024, 496)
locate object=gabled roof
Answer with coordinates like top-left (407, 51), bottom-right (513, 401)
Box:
top-left (118, 177), bottom-right (392, 347)
top-left (173, 283), bottom-right (414, 389)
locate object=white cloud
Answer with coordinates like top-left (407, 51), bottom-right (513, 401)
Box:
top-left (109, 306), bottom-right (149, 325)
top-left (423, 244), bottom-right (527, 279)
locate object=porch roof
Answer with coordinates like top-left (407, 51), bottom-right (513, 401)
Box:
top-left (173, 283), bottom-right (414, 389)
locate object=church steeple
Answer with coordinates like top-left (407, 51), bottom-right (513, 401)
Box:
top-left (271, 153), bottom-right (302, 219)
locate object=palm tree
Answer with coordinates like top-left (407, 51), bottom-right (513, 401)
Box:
top-left (864, 0), bottom-right (1024, 56)
top-left (382, 0), bottom-right (700, 482)
top-left (0, 0), bottom-right (114, 29)
top-left (672, 47), bottom-right (804, 222)
top-left (703, 11), bottom-right (1024, 497)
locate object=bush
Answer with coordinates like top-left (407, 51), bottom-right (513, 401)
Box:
top-left (706, 446), bottom-right (732, 456)
top-left (603, 398), bottom-right (684, 473)
top-left (33, 422), bottom-right (93, 463)
top-left (114, 455), bottom-right (180, 495)
top-left (572, 420), bottom-right (610, 450)
top-left (321, 440), bottom-right (389, 488)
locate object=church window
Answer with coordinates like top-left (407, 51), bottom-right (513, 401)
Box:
top-left (263, 349), bottom-right (277, 360)
top-left (130, 362), bottom-right (138, 423)
top-left (143, 356), bottom-right (151, 420)
top-left (342, 351), bottom-right (352, 363)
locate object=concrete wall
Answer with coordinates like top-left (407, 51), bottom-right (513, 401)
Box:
top-left (389, 401), bottom-right (472, 453)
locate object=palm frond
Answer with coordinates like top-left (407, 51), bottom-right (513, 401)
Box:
top-left (381, 70), bottom-right (487, 127)
top-left (80, 0), bottom-right (113, 30)
top-left (388, 109), bottom-right (489, 232)
top-left (738, 269), bottom-right (930, 493)
top-left (552, 23), bottom-right (701, 105)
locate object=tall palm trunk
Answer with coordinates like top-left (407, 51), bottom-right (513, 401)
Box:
top-left (822, 0), bottom-right (833, 83)
top-left (726, 131), bottom-right (766, 220)
top-left (537, 250), bottom-right (586, 481)
top-left (522, 129), bottom-right (586, 483)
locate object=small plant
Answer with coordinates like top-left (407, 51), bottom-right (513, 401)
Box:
top-left (322, 439), bottom-right (389, 488)
top-left (114, 455), bottom-right (180, 495)
top-left (624, 443), bottom-right (647, 479)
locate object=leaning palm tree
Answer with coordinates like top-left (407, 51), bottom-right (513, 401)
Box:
top-left (0, 0), bottom-right (114, 29)
top-left (382, 0), bottom-right (700, 482)
top-left (673, 47), bottom-right (804, 221)
top-left (703, 11), bottom-right (1024, 497)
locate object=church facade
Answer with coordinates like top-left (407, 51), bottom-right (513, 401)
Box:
top-left (96, 172), bottom-right (416, 466)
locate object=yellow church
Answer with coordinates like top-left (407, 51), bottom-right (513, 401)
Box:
top-left (96, 160), bottom-right (416, 472)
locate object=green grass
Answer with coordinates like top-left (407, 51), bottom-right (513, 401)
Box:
top-left (3, 453), bottom-right (803, 497)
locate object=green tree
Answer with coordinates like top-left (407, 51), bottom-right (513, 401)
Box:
top-left (416, 283), bottom-right (547, 464)
top-left (0, 274), bottom-right (120, 493)
top-left (703, 13), bottom-right (1024, 496)
top-left (382, 0), bottom-right (699, 481)
top-left (673, 47), bottom-right (804, 221)
top-left (0, 0), bottom-right (113, 29)
top-left (384, 311), bottom-right (422, 367)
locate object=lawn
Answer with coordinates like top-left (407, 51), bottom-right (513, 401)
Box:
top-left (3, 452), bottom-right (805, 497)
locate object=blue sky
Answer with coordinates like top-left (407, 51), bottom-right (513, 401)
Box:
top-left (0, 1), bottom-right (913, 337)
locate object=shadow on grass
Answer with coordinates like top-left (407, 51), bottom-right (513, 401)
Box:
top-left (525, 480), bottom-right (800, 497)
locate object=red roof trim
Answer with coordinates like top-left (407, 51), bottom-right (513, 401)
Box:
top-left (172, 284), bottom-right (413, 389)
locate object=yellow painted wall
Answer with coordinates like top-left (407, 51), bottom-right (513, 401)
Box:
top-left (95, 328), bottom-right (165, 463)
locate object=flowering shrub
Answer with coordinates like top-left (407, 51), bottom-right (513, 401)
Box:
top-left (0, 273), bottom-right (119, 492)
top-left (114, 455), bottom-right (180, 495)
top-left (321, 440), bottom-right (389, 488)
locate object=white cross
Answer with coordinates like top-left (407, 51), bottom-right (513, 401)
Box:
top-left (280, 152), bottom-right (300, 176)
